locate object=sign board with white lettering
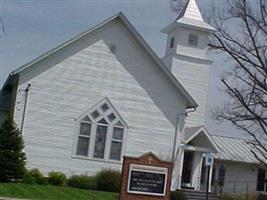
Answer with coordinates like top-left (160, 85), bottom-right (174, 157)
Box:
top-left (127, 164), bottom-right (168, 196)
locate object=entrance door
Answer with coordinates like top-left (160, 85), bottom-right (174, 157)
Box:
top-left (257, 169), bottom-right (266, 191)
top-left (182, 151), bottom-right (194, 187)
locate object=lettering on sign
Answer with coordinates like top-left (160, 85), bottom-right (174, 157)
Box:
top-left (127, 164), bottom-right (168, 196)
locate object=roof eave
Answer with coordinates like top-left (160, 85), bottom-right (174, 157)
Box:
top-left (161, 20), bottom-right (216, 34)
top-left (184, 126), bottom-right (220, 153)
top-left (118, 14), bottom-right (198, 108)
top-left (1, 74), bottom-right (18, 91)
top-left (177, 20), bottom-right (216, 33)
top-left (11, 12), bottom-right (123, 75)
top-left (214, 157), bottom-right (260, 165)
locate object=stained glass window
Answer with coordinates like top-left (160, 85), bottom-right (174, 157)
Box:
top-left (93, 125), bottom-right (108, 159)
top-left (110, 127), bottom-right (123, 160)
top-left (76, 99), bottom-right (126, 161)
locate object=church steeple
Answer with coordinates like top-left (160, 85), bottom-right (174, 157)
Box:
top-left (162, 0), bottom-right (215, 36)
top-left (161, 0), bottom-right (216, 127)
top-left (161, 0), bottom-right (216, 62)
top-left (176, 0), bottom-right (204, 21)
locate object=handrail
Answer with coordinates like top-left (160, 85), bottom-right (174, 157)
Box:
top-left (213, 180), bottom-right (263, 194)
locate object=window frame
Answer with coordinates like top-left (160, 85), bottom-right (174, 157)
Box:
top-left (92, 119), bottom-right (109, 159)
top-left (188, 33), bottom-right (198, 47)
top-left (109, 126), bottom-right (124, 161)
top-left (76, 120), bottom-right (92, 157)
top-left (72, 99), bottom-right (127, 163)
top-left (170, 37), bottom-right (175, 49)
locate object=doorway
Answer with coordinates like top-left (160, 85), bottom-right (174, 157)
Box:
top-left (257, 169), bottom-right (266, 191)
top-left (181, 151), bottom-right (194, 188)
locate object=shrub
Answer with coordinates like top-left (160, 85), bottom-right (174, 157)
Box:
top-left (48, 171), bottom-right (66, 186)
top-left (0, 116), bottom-right (26, 182)
top-left (95, 169), bottom-right (121, 192)
top-left (67, 174), bottom-right (96, 190)
top-left (23, 168), bottom-right (47, 185)
top-left (170, 190), bottom-right (187, 200)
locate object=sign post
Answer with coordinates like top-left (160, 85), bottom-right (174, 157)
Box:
top-left (205, 153), bottom-right (214, 200)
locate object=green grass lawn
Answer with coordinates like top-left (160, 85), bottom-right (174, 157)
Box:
top-left (0, 183), bottom-right (118, 200)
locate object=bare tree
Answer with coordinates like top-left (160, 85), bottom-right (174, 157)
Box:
top-left (169, 0), bottom-right (187, 14)
top-left (171, 0), bottom-right (267, 165)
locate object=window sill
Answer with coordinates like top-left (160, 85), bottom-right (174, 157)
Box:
top-left (71, 155), bottom-right (123, 164)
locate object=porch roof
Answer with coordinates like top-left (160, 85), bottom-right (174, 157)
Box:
top-left (183, 126), bottom-right (220, 153)
top-left (212, 135), bottom-right (266, 164)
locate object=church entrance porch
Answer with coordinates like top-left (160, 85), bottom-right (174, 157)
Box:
top-left (180, 149), bottom-right (208, 191)
top-left (173, 126), bottom-right (220, 192)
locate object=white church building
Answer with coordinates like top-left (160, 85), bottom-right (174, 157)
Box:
top-left (0, 0), bottom-right (266, 194)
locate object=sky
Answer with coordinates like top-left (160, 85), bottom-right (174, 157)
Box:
top-left (0, 0), bottom-right (243, 138)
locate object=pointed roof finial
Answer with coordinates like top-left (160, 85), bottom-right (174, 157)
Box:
top-left (176, 0), bottom-right (203, 21)
top-left (161, 0), bottom-right (216, 33)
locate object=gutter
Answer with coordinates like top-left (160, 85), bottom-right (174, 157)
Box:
top-left (20, 84), bottom-right (31, 133)
top-left (171, 107), bottom-right (196, 162)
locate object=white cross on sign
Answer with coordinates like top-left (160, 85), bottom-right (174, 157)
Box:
top-left (205, 153), bottom-right (213, 166)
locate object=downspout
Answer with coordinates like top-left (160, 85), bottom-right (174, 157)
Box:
top-left (171, 107), bottom-right (196, 162)
top-left (20, 84), bottom-right (31, 133)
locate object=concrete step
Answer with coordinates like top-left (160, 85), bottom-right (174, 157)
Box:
top-left (183, 190), bottom-right (219, 200)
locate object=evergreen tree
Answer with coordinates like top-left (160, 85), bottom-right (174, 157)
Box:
top-left (0, 116), bottom-right (26, 182)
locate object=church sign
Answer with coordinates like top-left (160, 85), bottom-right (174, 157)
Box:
top-left (119, 152), bottom-right (173, 200)
top-left (127, 164), bottom-right (167, 196)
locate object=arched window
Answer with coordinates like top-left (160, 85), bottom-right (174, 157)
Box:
top-left (74, 99), bottom-right (127, 162)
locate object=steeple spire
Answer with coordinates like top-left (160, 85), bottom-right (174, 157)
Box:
top-left (176, 0), bottom-right (204, 21)
top-left (162, 0), bottom-right (215, 33)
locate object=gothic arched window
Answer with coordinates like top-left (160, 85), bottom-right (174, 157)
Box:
top-left (74, 99), bottom-right (127, 162)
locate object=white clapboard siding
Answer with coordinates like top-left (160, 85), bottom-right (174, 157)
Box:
top-left (170, 56), bottom-right (211, 127)
top-left (14, 20), bottom-right (187, 175)
top-left (214, 161), bottom-right (258, 193)
top-left (162, 19), bottom-right (212, 128)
